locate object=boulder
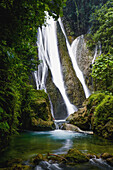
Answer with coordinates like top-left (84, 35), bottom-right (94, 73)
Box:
top-left (64, 148), bottom-right (89, 165)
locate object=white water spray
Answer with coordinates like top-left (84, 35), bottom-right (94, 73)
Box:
top-left (36, 13), bottom-right (77, 117)
top-left (58, 18), bottom-right (91, 98)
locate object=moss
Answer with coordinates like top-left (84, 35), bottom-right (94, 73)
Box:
top-left (33, 153), bottom-right (46, 165)
top-left (67, 107), bottom-right (90, 130)
top-left (68, 93), bottom-right (113, 139)
top-left (31, 118), bottom-right (55, 131)
top-left (64, 148), bottom-right (89, 165)
top-left (87, 94), bottom-right (113, 139)
top-left (20, 88), bottom-right (53, 130)
top-left (57, 24), bottom-right (85, 108)
top-left (87, 93), bottom-right (106, 111)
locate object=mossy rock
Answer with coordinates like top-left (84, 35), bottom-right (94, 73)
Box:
top-left (101, 153), bottom-right (113, 159)
top-left (106, 157), bottom-right (113, 166)
top-left (67, 107), bottom-right (90, 130)
top-left (33, 153), bottom-right (46, 165)
top-left (87, 93), bottom-right (106, 112)
top-left (20, 88), bottom-right (53, 130)
top-left (31, 118), bottom-right (55, 131)
top-left (92, 95), bottom-right (113, 139)
top-left (64, 148), bottom-right (89, 165)
top-left (67, 93), bottom-right (113, 139)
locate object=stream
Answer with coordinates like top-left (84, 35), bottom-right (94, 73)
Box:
top-left (0, 130), bottom-right (113, 169)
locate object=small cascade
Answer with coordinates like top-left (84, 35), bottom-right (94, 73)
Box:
top-left (54, 119), bottom-right (67, 130)
top-left (36, 13), bottom-right (77, 119)
top-left (58, 18), bottom-right (91, 98)
top-left (92, 45), bottom-right (98, 64)
top-left (92, 42), bottom-right (102, 65)
top-left (34, 71), bottom-right (39, 90)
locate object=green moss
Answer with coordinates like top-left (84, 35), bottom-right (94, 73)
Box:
top-left (31, 118), bottom-right (55, 131)
top-left (20, 86), bottom-right (53, 130)
top-left (64, 148), bottom-right (89, 165)
top-left (87, 93), bottom-right (106, 111)
top-left (33, 153), bottom-right (46, 165)
top-left (92, 95), bottom-right (113, 138)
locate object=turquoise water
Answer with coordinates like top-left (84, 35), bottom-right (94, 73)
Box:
top-left (0, 130), bottom-right (113, 169)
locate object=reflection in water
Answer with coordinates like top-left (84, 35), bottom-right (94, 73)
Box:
top-left (0, 130), bottom-right (113, 169)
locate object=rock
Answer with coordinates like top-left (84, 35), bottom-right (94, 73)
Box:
top-left (64, 148), bottom-right (89, 165)
top-left (61, 123), bottom-right (93, 134)
top-left (61, 123), bottom-right (81, 131)
top-left (67, 93), bottom-right (113, 139)
top-left (106, 157), bottom-right (113, 166)
top-left (67, 106), bottom-right (91, 131)
top-left (86, 154), bottom-right (96, 159)
top-left (91, 95), bottom-right (113, 139)
top-left (33, 154), bottom-right (45, 165)
top-left (31, 118), bottom-right (55, 131)
top-left (101, 153), bottom-right (113, 159)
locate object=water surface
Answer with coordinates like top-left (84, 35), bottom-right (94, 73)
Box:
top-left (0, 130), bottom-right (113, 169)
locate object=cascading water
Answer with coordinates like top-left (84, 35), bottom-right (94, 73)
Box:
top-left (58, 18), bottom-right (91, 98)
top-left (92, 42), bottom-right (102, 65)
top-left (35, 13), bottom-right (77, 119)
top-left (92, 45), bottom-right (98, 64)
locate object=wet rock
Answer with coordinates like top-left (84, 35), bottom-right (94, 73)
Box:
top-left (61, 123), bottom-right (81, 131)
top-left (101, 153), bottom-right (113, 159)
top-left (86, 154), bottom-right (96, 159)
top-left (61, 123), bottom-right (93, 134)
top-left (106, 157), bottom-right (113, 166)
top-left (64, 148), bottom-right (89, 165)
top-left (67, 106), bottom-right (91, 131)
top-left (31, 118), bottom-right (55, 131)
top-left (33, 153), bottom-right (46, 165)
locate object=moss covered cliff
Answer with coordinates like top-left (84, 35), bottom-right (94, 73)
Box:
top-left (67, 93), bottom-right (113, 139)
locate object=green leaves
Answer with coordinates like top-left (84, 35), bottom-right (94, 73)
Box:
top-left (88, 1), bottom-right (113, 53)
top-left (92, 53), bottom-right (113, 93)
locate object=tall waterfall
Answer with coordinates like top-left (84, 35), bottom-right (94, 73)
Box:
top-left (35, 14), bottom-right (77, 118)
top-left (58, 18), bottom-right (91, 98)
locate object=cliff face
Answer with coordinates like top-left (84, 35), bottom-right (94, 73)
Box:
top-left (45, 22), bottom-right (94, 120)
top-left (73, 35), bottom-right (93, 91)
top-left (46, 70), bottom-right (68, 120)
top-left (57, 23), bottom-right (86, 107)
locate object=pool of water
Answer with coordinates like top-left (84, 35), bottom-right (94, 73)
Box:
top-left (0, 130), bottom-right (113, 169)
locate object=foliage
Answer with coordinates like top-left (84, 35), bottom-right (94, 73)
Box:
top-left (92, 95), bottom-right (113, 138)
top-left (86, 93), bottom-right (113, 139)
top-left (0, 0), bottom-right (66, 151)
top-left (86, 1), bottom-right (113, 93)
top-left (63, 0), bottom-right (108, 36)
top-left (92, 53), bottom-right (113, 93)
top-left (87, 93), bottom-right (106, 110)
top-left (88, 1), bottom-right (113, 53)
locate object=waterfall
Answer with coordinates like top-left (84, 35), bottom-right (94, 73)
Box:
top-left (58, 18), bottom-right (91, 98)
top-left (92, 45), bottom-right (98, 64)
top-left (92, 42), bottom-right (102, 65)
top-left (36, 13), bottom-right (77, 118)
